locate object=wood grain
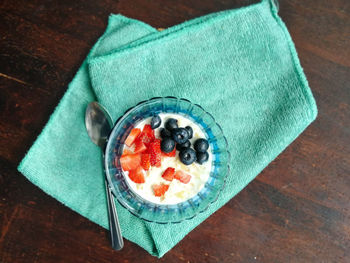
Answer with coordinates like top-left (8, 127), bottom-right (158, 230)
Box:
top-left (0, 0), bottom-right (349, 262)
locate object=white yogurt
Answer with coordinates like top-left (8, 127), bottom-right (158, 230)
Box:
top-left (123, 113), bottom-right (212, 205)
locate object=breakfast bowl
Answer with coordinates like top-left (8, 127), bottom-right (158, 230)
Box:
top-left (104, 97), bottom-right (230, 223)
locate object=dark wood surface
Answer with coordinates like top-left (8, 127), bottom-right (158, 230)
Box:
top-left (0, 0), bottom-right (349, 262)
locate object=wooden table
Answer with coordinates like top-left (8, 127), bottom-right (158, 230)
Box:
top-left (0, 0), bottom-right (349, 262)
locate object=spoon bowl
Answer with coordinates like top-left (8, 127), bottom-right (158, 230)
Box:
top-left (85, 102), bottom-right (113, 149)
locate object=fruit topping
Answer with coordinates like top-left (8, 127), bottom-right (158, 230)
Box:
top-left (122, 149), bottom-right (133, 155)
top-left (165, 118), bottom-right (178, 131)
top-left (137, 133), bottom-right (150, 146)
top-left (162, 167), bottom-right (175, 181)
top-left (125, 128), bottom-right (141, 147)
top-left (179, 148), bottom-right (197, 165)
top-left (162, 147), bottom-right (176, 157)
top-left (196, 151), bottom-right (209, 164)
top-left (185, 126), bottom-right (193, 139)
top-left (153, 183), bottom-right (170, 197)
top-left (161, 137), bottom-right (176, 153)
top-left (149, 139), bottom-right (162, 167)
top-left (142, 124), bottom-right (155, 141)
top-left (194, 138), bottom-right (209, 152)
top-left (122, 113), bottom-right (211, 195)
top-left (176, 140), bottom-right (191, 151)
top-left (128, 167), bottom-right (145, 183)
top-left (141, 153), bottom-right (151, 171)
top-left (149, 139), bottom-right (161, 152)
top-left (136, 124), bottom-right (155, 146)
top-left (134, 140), bottom-right (147, 153)
top-left (172, 128), bottom-right (189, 144)
top-left (160, 128), bottom-right (172, 139)
top-left (174, 170), bottom-right (191, 184)
top-left (150, 114), bottom-right (161, 129)
top-left (119, 153), bottom-right (141, 171)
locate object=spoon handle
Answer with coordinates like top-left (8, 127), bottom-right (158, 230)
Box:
top-left (104, 179), bottom-right (124, 250)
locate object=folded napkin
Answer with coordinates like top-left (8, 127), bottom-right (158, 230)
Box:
top-left (18, 0), bottom-right (317, 258)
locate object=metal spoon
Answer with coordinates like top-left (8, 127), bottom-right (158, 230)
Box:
top-left (85, 102), bottom-right (124, 250)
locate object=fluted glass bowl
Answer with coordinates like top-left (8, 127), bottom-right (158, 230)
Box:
top-left (104, 97), bottom-right (230, 223)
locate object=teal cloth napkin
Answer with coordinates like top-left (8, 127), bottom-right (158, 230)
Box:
top-left (18, 0), bottom-right (317, 258)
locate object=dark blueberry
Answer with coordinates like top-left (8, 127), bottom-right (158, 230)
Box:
top-left (160, 128), bottom-right (172, 138)
top-left (165, 118), bottom-right (178, 131)
top-left (194, 138), bottom-right (209, 152)
top-left (176, 140), bottom-right (191, 151)
top-left (161, 137), bottom-right (175, 153)
top-left (179, 148), bottom-right (197, 165)
top-left (196, 151), bottom-right (209, 164)
top-left (151, 114), bottom-right (161, 129)
top-left (185, 126), bottom-right (193, 139)
top-left (172, 128), bottom-right (189, 144)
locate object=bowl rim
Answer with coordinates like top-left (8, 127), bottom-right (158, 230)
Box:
top-left (104, 96), bottom-right (230, 223)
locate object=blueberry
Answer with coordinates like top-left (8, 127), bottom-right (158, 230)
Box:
top-left (185, 126), bottom-right (193, 139)
top-left (161, 137), bottom-right (175, 153)
top-left (165, 118), bottom-right (178, 131)
top-left (196, 151), bottom-right (209, 164)
top-left (176, 140), bottom-right (191, 151)
top-left (160, 128), bottom-right (172, 138)
top-left (172, 128), bottom-right (189, 144)
top-left (194, 138), bottom-right (209, 152)
top-left (151, 114), bottom-right (161, 129)
top-left (179, 148), bottom-right (196, 165)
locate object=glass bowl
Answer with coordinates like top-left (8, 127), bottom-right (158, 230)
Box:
top-left (104, 97), bottom-right (230, 223)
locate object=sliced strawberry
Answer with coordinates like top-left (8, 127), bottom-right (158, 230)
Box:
top-left (149, 139), bottom-right (161, 167)
top-left (149, 139), bottom-right (161, 152)
top-left (134, 140), bottom-right (147, 153)
top-left (125, 128), bottom-right (141, 147)
top-left (142, 124), bottom-right (155, 141)
top-left (141, 154), bottom-right (151, 171)
top-left (137, 133), bottom-right (151, 147)
top-left (119, 153), bottom-right (141, 171)
top-left (153, 183), bottom-right (170, 197)
top-left (174, 170), bottom-right (191, 184)
top-left (150, 152), bottom-right (161, 167)
top-left (162, 147), bottom-right (176, 157)
top-left (136, 124), bottom-right (155, 146)
top-left (122, 149), bottom-right (133, 155)
top-left (128, 167), bottom-right (145, 183)
top-left (162, 167), bottom-right (175, 181)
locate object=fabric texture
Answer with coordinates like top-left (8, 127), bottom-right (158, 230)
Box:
top-left (18, 0), bottom-right (317, 258)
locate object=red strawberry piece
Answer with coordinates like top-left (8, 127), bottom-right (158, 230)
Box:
top-left (125, 128), bottom-right (141, 147)
top-left (151, 153), bottom-right (161, 167)
top-left (135, 124), bottom-right (155, 147)
top-left (134, 140), bottom-right (147, 153)
top-left (149, 139), bottom-right (161, 167)
top-left (142, 124), bottom-right (155, 141)
top-left (162, 167), bottom-right (175, 181)
top-left (136, 133), bottom-right (149, 146)
top-left (153, 183), bottom-right (170, 197)
top-left (122, 149), bottom-right (133, 155)
top-left (128, 167), bottom-right (145, 183)
top-left (119, 153), bottom-right (141, 171)
top-left (141, 154), bottom-right (151, 171)
top-left (149, 139), bottom-right (161, 152)
top-left (136, 132), bottom-right (154, 147)
top-left (174, 170), bottom-right (191, 184)
top-left (162, 147), bottom-right (176, 157)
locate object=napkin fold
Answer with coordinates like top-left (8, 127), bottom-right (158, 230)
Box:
top-left (18, 0), bottom-right (317, 258)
